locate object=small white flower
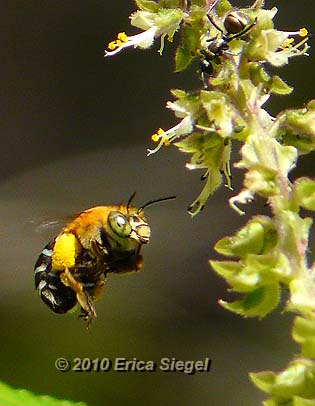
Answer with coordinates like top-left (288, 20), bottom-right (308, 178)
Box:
top-left (229, 189), bottom-right (254, 216)
top-left (147, 115), bottom-right (193, 155)
top-left (105, 28), bottom-right (158, 56)
top-left (255, 28), bottom-right (309, 67)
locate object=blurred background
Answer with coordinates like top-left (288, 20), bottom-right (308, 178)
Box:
top-left (0, 0), bottom-right (314, 404)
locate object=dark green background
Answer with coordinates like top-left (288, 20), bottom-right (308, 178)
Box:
top-left (1, 1), bottom-right (314, 405)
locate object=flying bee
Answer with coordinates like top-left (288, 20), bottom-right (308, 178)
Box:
top-left (200, 2), bottom-right (256, 78)
top-left (34, 194), bottom-right (175, 326)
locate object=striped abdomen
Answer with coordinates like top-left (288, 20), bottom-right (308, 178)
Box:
top-left (34, 239), bottom-right (77, 313)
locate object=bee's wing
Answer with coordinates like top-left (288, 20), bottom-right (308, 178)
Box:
top-left (33, 219), bottom-right (65, 233)
top-left (27, 213), bottom-right (79, 233)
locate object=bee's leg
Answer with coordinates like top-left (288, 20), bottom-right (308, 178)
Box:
top-left (133, 246), bottom-right (144, 272)
top-left (60, 268), bottom-right (97, 322)
top-left (91, 274), bottom-right (106, 301)
top-left (78, 309), bottom-right (95, 330)
top-left (133, 254), bottom-right (144, 272)
top-left (110, 254), bottom-right (144, 274)
top-left (122, 246), bottom-right (144, 272)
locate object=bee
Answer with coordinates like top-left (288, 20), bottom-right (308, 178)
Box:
top-left (200, 2), bottom-right (256, 78)
top-left (34, 194), bottom-right (175, 326)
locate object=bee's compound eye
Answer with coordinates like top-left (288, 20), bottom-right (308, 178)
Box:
top-left (108, 211), bottom-right (132, 237)
top-left (224, 11), bottom-right (248, 34)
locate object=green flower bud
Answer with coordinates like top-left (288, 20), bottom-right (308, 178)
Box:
top-left (219, 283), bottom-right (280, 318)
top-left (215, 216), bottom-right (277, 257)
top-left (244, 168), bottom-right (278, 197)
top-left (278, 101), bottom-right (315, 154)
top-left (292, 316), bottom-right (315, 359)
top-left (294, 178), bottom-right (315, 211)
top-left (251, 359), bottom-right (315, 399)
top-left (135, 0), bottom-right (159, 12)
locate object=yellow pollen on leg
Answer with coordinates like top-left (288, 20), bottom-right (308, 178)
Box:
top-left (52, 233), bottom-right (81, 270)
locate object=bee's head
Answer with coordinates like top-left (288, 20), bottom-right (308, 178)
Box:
top-left (107, 193), bottom-right (176, 245)
top-left (107, 210), bottom-right (150, 245)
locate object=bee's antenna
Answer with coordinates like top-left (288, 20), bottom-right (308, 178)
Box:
top-left (127, 192), bottom-right (137, 213)
top-left (137, 196), bottom-right (176, 214)
top-left (207, 0), bottom-right (218, 13)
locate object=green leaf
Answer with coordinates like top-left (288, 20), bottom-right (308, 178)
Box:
top-left (294, 178), bottom-right (315, 211)
top-left (251, 359), bottom-right (315, 399)
top-left (170, 88), bottom-right (187, 99)
top-left (210, 60), bottom-right (238, 89)
top-left (0, 381), bottom-right (88, 406)
top-left (175, 130), bottom-right (232, 215)
top-left (190, 0), bottom-right (208, 6)
top-left (285, 103), bottom-right (315, 134)
top-left (158, 8), bottom-right (184, 33)
top-left (254, 358), bottom-right (315, 405)
top-left (288, 276), bottom-right (315, 315)
top-left (212, 255), bottom-right (277, 292)
top-left (275, 360), bottom-right (315, 398)
top-left (175, 25), bottom-right (197, 72)
top-left (262, 400), bottom-right (278, 406)
top-left (293, 397), bottom-right (315, 406)
top-left (211, 250), bottom-right (290, 294)
top-left (214, 216), bottom-right (277, 257)
top-left (250, 371), bottom-right (277, 393)
top-left (278, 212), bottom-right (312, 268)
top-left (210, 260), bottom-right (257, 291)
top-left (292, 316), bottom-right (315, 343)
top-left (244, 168), bottom-right (279, 197)
top-left (263, 397), bottom-right (315, 406)
top-left (239, 137), bottom-right (297, 176)
top-left (249, 62), bottom-right (271, 87)
top-left (220, 284), bottom-right (280, 318)
top-left (187, 168), bottom-right (223, 215)
top-left (246, 253), bottom-right (292, 282)
top-left (239, 137), bottom-right (297, 197)
top-left (175, 5), bottom-right (206, 72)
top-left (277, 101), bottom-right (315, 154)
top-left (292, 316), bottom-right (315, 359)
top-left (278, 131), bottom-right (315, 155)
top-left (135, 0), bottom-right (159, 12)
top-left (159, 0), bottom-right (183, 8)
top-left (175, 132), bottom-right (222, 157)
top-left (210, 260), bottom-right (242, 275)
top-left (212, 259), bottom-right (265, 292)
top-left (168, 90), bottom-right (201, 117)
top-left (269, 75), bottom-right (293, 95)
top-left (216, 0), bottom-right (232, 15)
top-left (200, 91), bottom-right (230, 121)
